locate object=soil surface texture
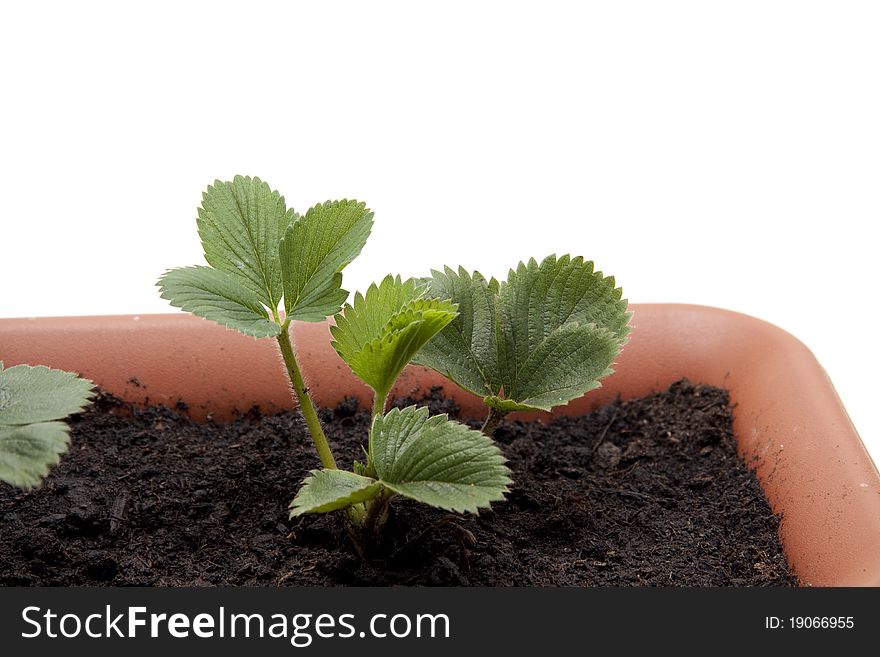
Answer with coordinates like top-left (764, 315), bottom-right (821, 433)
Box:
top-left (0, 380), bottom-right (796, 586)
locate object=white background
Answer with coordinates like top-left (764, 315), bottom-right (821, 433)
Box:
top-left (1, 1), bottom-right (877, 461)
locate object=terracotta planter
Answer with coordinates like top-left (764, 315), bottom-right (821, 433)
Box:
top-left (1, 304), bottom-right (877, 586)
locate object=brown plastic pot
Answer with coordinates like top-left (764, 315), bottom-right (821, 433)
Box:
top-left (1, 304), bottom-right (877, 586)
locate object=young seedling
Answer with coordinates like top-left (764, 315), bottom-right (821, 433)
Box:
top-left (0, 362), bottom-right (94, 488)
top-left (158, 177), bottom-right (510, 547)
top-left (414, 255), bottom-right (631, 435)
top-left (291, 275), bottom-right (511, 539)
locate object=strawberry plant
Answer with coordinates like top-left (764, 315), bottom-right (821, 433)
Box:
top-left (0, 362), bottom-right (94, 488)
top-left (414, 256), bottom-right (631, 435)
top-left (158, 176), bottom-right (510, 546)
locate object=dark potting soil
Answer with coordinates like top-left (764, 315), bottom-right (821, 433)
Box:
top-left (0, 380), bottom-right (796, 587)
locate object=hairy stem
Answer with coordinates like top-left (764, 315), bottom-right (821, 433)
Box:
top-left (362, 490), bottom-right (392, 539)
top-left (277, 324), bottom-right (337, 470)
top-left (344, 516), bottom-right (367, 560)
top-left (481, 407), bottom-right (509, 437)
top-left (372, 393), bottom-right (387, 420)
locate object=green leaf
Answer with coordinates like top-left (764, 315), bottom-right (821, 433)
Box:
top-left (290, 407), bottom-right (511, 516)
top-left (497, 254), bottom-right (630, 378)
top-left (157, 266), bottom-right (281, 338)
top-left (289, 469), bottom-right (382, 516)
top-left (418, 255), bottom-right (630, 413)
top-left (0, 363), bottom-right (94, 488)
top-left (330, 276), bottom-right (458, 403)
top-left (280, 200), bottom-right (373, 321)
top-left (412, 267), bottom-right (501, 397)
top-left (0, 363), bottom-right (94, 425)
top-left (0, 423), bottom-right (72, 489)
top-left (370, 406), bottom-right (510, 513)
top-left (490, 322), bottom-right (619, 412)
top-left (197, 175), bottom-right (293, 309)
top-left (330, 276), bottom-right (424, 355)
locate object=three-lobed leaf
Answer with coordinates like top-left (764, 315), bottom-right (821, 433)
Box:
top-left (330, 276), bottom-right (458, 404)
top-left (290, 406), bottom-right (510, 516)
top-left (415, 254), bottom-right (631, 412)
top-left (0, 363), bottom-right (94, 488)
top-left (160, 176), bottom-right (373, 337)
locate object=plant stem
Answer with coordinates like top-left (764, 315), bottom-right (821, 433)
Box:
top-left (362, 490), bottom-right (392, 539)
top-left (481, 407), bottom-right (508, 437)
top-left (344, 515), bottom-right (367, 560)
top-left (276, 324), bottom-right (337, 470)
top-left (372, 393), bottom-right (387, 420)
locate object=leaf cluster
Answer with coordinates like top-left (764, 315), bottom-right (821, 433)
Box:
top-left (330, 275), bottom-right (457, 409)
top-left (158, 175), bottom-right (374, 335)
top-left (158, 177), bottom-right (512, 534)
top-left (297, 275), bottom-right (510, 522)
top-left (158, 176), bottom-right (630, 546)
